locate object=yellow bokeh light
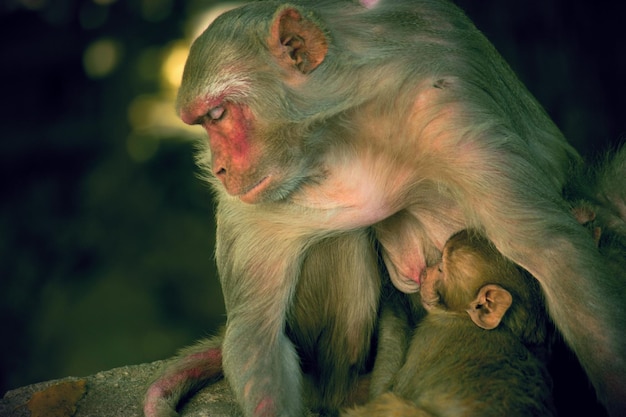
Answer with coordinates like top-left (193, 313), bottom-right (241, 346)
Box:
top-left (127, 94), bottom-right (203, 143)
top-left (161, 41), bottom-right (190, 92)
top-left (128, 95), bottom-right (150, 131)
top-left (83, 38), bottom-right (122, 79)
top-left (126, 132), bottom-right (159, 163)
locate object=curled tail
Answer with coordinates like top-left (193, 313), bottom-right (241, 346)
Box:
top-left (143, 332), bottom-right (224, 417)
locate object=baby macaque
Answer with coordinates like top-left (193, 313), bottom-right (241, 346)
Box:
top-left (346, 230), bottom-right (556, 417)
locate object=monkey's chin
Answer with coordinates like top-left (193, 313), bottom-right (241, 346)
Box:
top-left (239, 176), bottom-right (272, 204)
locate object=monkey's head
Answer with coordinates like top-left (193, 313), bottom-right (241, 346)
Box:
top-left (176, 3), bottom-right (337, 204)
top-left (420, 230), bottom-right (547, 342)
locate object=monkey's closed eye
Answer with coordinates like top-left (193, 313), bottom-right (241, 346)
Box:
top-left (207, 106), bottom-right (226, 122)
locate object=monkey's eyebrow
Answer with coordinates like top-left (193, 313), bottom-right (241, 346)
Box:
top-left (202, 76), bottom-right (252, 104)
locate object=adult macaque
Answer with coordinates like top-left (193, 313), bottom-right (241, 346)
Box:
top-left (345, 230), bottom-right (556, 417)
top-left (145, 1), bottom-right (626, 416)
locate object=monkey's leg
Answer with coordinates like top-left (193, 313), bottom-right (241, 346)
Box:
top-left (292, 231), bottom-right (380, 415)
top-left (368, 290), bottom-right (416, 399)
top-left (143, 333), bottom-right (223, 417)
top-left (215, 201), bottom-right (317, 417)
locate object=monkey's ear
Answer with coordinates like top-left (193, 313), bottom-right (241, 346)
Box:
top-left (268, 7), bottom-right (328, 74)
top-left (466, 284), bottom-right (512, 330)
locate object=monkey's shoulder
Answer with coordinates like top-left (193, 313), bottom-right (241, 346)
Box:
top-left (414, 313), bottom-right (543, 365)
top-left (402, 313), bottom-right (554, 416)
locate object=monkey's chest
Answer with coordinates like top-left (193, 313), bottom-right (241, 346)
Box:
top-left (294, 155), bottom-right (418, 229)
top-left (374, 186), bottom-right (466, 293)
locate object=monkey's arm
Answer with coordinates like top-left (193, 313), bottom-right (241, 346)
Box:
top-left (369, 291), bottom-right (415, 398)
top-left (215, 199), bottom-right (315, 417)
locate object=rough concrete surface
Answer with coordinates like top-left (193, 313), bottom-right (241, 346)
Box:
top-left (0, 361), bottom-right (245, 417)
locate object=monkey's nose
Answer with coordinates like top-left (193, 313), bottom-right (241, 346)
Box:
top-left (214, 167), bottom-right (227, 179)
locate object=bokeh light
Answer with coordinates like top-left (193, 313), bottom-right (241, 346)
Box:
top-left (161, 40), bottom-right (190, 93)
top-left (83, 38), bottom-right (123, 79)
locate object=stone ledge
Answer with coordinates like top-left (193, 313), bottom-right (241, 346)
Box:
top-left (1, 356), bottom-right (607, 417)
top-left (0, 361), bottom-right (244, 417)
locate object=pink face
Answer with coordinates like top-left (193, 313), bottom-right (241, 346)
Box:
top-left (180, 98), bottom-right (272, 203)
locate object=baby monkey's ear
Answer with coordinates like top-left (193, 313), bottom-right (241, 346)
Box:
top-left (466, 284), bottom-right (512, 330)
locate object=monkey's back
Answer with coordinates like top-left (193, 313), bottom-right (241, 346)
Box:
top-left (393, 313), bottom-right (555, 417)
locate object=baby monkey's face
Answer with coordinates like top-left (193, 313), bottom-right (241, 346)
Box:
top-left (418, 234), bottom-right (516, 332)
top-left (418, 241), bottom-right (481, 314)
top-left (419, 259), bottom-right (447, 312)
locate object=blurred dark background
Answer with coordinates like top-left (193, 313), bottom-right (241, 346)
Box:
top-left (0, 0), bottom-right (624, 409)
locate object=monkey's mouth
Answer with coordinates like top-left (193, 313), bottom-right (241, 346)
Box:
top-left (239, 176), bottom-right (271, 204)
